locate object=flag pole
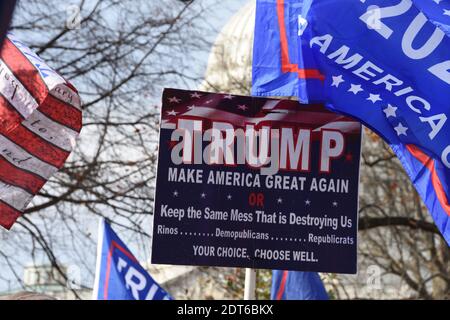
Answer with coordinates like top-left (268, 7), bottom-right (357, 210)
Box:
top-left (244, 268), bottom-right (256, 300)
top-left (92, 216), bottom-right (105, 300)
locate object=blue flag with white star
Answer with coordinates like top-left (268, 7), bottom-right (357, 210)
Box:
top-left (252, 0), bottom-right (450, 245)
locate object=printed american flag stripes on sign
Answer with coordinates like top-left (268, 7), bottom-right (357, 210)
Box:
top-left (0, 34), bottom-right (82, 229)
top-left (161, 88), bottom-right (360, 135)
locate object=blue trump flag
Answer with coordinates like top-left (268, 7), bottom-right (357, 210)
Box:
top-left (414, 0), bottom-right (450, 36)
top-left (92, 219), bottom-right (172, 300)
top-left (271, 270), bottom-right (328, 300)
top-left (253, 0), bottom-right (450, 245)
top-left (252, 0), bottom-right (325, 101)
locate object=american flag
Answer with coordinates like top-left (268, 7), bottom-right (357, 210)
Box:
top-left (0, 34), bottom-right (82, 229)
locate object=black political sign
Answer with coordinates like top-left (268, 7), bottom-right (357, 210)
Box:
top-left (151, 88), bottom-right (362, 274)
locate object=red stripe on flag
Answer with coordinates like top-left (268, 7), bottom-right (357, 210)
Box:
top-left (0, 94), bottom-right (70, 167)
top-left (0, 200), bottom-right (21, 230)
top-left (276, 0), bottom-right (325, 81)
top-left (0, 156), bottom-right (46, 194)
top-left (276, 270), bottom-right (288, 300)
top-left (39, 94), bottom-right (82, 132)
top-left (406, 144), bottom-right (450, 217)
top-left (103, 240), bottom-right (137, 300)
top-left (0, 37), bottom-right (47, 103)
top-left (4, 124), bottom-right (69, 168)
top-left (0, 94), bottom-right (22, 130)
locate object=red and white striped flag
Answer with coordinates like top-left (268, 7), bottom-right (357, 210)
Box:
top-left (0, 34), bottom-right (82, 229)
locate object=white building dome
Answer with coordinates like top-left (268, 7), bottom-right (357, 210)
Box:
top-left (200, 1), bottom-right (255, 95)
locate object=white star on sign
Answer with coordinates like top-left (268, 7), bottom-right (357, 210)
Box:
top-left (383, 104), bottom-right (398, 118)
top-left (227, 194), bottom-right (232, 200)
top-left (444, 9), bottom-right (450, 16)
top-left (348, 84), bottom-right (363, 95)
top-left (331, 75), bottom-right (344, 88)
top-left (332, 201), bottom-right (338, 207)
top-left (224, 94), bottom-right (234, 100)
top-left (277, 198), bottom-right (283, 204)
top-left (394, 123), bottom-right (408, 136)
top-left (237, 104), bottom-right (248, 111)
top-left (305, 199), bottom-right (311, 206)
top-left (190, 92), bottom-right (202, 99)
top-left (173, 190), bottom-right (179, 197)
top-left (201, 193), bottom-right (206, 198)
top-left (168, 97), bottom-right (181, 103)
top-left (167, 110), bottom-right (178, 116)
top-left (367, 93), bottom-right (382, 103)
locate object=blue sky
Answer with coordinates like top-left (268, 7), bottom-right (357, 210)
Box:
top-left (190, 0), bottom-right (250, 88)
